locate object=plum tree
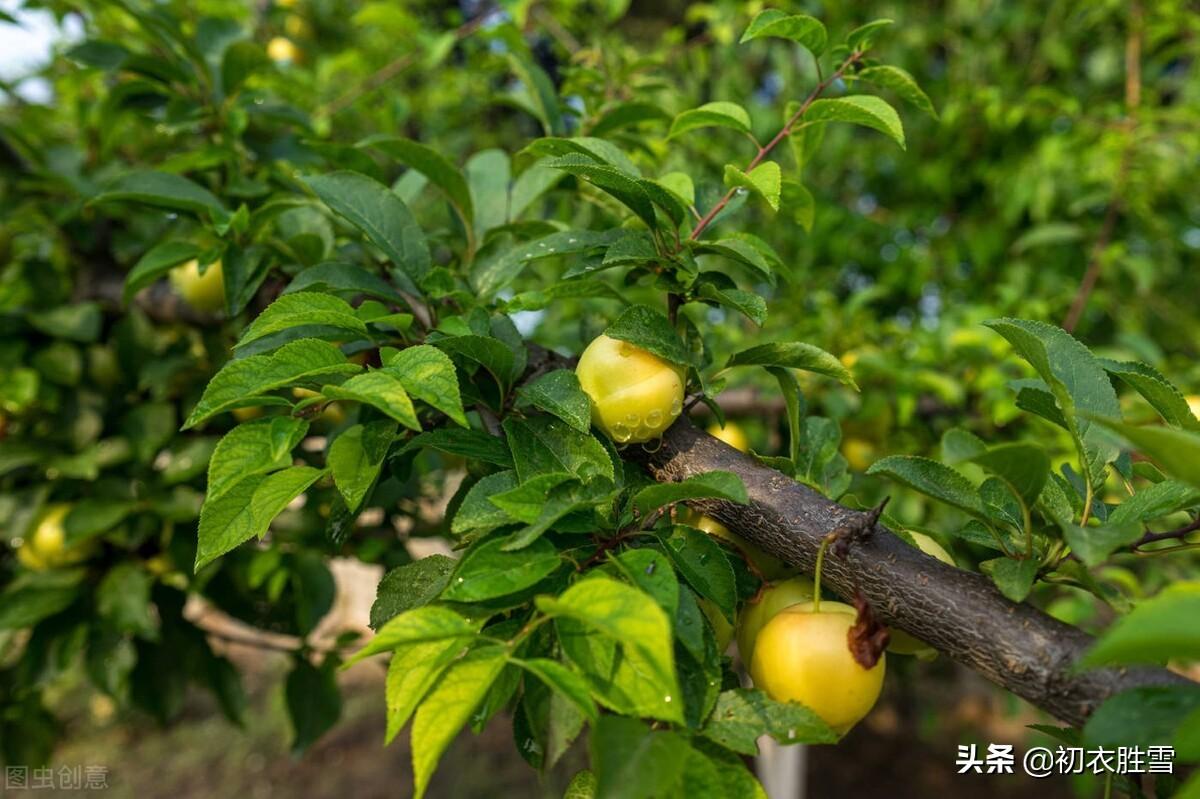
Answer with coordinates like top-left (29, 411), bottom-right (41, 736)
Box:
top-left (576, 334), bottom-right (684, 443)
top-left (750, 600), bottom-right (886, 734)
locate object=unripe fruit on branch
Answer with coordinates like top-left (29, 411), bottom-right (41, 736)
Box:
top-left (170, 259), bottom-right (225, 313)
top-left (736, 576), bottom-right (815, 665)
top-left (696, 513), bottom-right (793, 580)
top-left (698, 598), bottom-right (734, 653)
top-left (706, 421), bottom-right (750, 453)
top-left (887, 532), bottom-right (954, 657)
top-left (16, 504), bottom-right (94, 571)
top-left (267, 36), bottom-right (299, 64)
top-left (750, 600), bottom-right (886, 734)
top-left (576, 334), bottom-right (684, 444)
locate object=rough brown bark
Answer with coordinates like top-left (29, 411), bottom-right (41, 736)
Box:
top-left (633, 418), bottom-right (1192, 727)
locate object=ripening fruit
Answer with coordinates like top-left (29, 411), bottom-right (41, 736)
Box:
top-left (707, 421), bottom-right (750, 453)
top-left (1187, 395), bottom-right (1200, 420)
top-left (750, 600), bottom-right (885, 734)
top-left (170, 259), bottom-right (225, 313)
top-left (16, 504), bottom-right (93, 571)
top-left (696, 514), bottom-right (793, 581)
top-left (293, 387), bottom-right (346, 427)
top-left (888, 533), bottom-right (954, 656)
top-left (842, 437), bottom-right (875, 472)
top-left (232, 406), bottom-right (264, 422)
top-left (267, 36), bottom-right (299, 64)
top-left (284, 15), bottom-right (312, 39)
top-left (736, 576), bottom-right (815, 665)
top-left (575, 334), bottom-right (684, 444)
top-left (698, 598), bottom-right (734, 653)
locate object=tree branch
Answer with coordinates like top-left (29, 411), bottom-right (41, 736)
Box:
top-left (631, 418), bottom-right (1193, 726)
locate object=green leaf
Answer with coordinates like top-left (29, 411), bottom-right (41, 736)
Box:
top-left (633, 471), bottom-right (748, 515)
top-left (564, 770), bottom-right (597, 799)
top-left (856, 65), bottom-right (937, 118)
top-left (451, 471), bottom-right (521, 535)
top-left (661, 525), bottom-right (737, 622)
top-left (517, 370), bottom-right (593, 434)
top-left (184, 339), bottom-right (359, 429)
top-left (727, 342), bottom-right (858, 389)
top-left (697, 283), bottom-right (767, 326)
top-left (504, 38), bottom-right (565, 136)
top-left (980, 556), bottom-right (1039, 602)
top-left (30, 303), bottom-right (104, 343)
top-left (1087, 417), bottom-right (1200, 489)
top-left (370, 556), bottom-right (457, 630)
top-left (1101, 360), bottom-right (1200, 431)
top-left (63, 499), bottom-right (138, 545)
top-left (472, 229), bottom-right (622, 297)
top-left (739, 10), bottom-right (827, 54)
top-left (770, 367), bottom-right (805, 464)
top-left (503, 415), bottom-right (614, 483)
top-left (347, 605), bottom-right (482, 666)
top-left (781, 181), bottom-right (815, 232)
top-left (283, 261), bottom-right (407, 305)
top-left (1062, 522), bottom-right (1142, 567)
top-left (383, 345), bottom-right (468, 428)
top-left (0, 575), bottom-right (83, 629)
top-left (97, 562), bottom-right (158, 639)
top-left (966, 443), bottom-right (1049, 506)
top-left (724, 162), bottom-right (781, 211)
top-left (1080, 582), bottom-right (1200, 667)
top-left (547, 154), bottom-right (658, 229)
top-left (304, 171), bottom-right (430, 291)
top-left (235, 292), bottom-right (368, 352)
top-left (207, 417), bottom-right (308, 501)
top-left (669, 102), bottom-right (753, 139)
top-left (441, 536), bottom-right (561, 602)
top-left (195, 466), bottom-right (325, 570)
top-left (1108, 480), bottom-right (1200, 525)
top-left (466, 149), bottom-right (511, 238)
top-left (846, 19), bottom-right (894, 51)
top-left (985, 318), bottom-right (1121, 488)
top-left (411, 647), bottom-right (508, 799)
top-left (591, 716), bottom-right (689, 799)
top-left (802, 96), bottom-right (905, 149)
top-left (92, 170), bottom-right (229, 220)
top-left (403, 428), bottom-right (513, 468)
top-left (604, 304), bottom-right (692, 368)
top-left (869, 455), bottom-right (988, 520)
top-left (384, 635), bottom-right (466, 743)
top-left (329, 420), bottom-right (395, 511)
top-left (322, 370), bottom-right (420, 430)
top-left (123, 242), bottom-right (201, 303)
top-left (511, 657), bottom-right (599, 721)
top-left (285, 656), bottom-right (342, 755)
top-left (701, 688), bottom-right (838, 754)
top-left (359, 135), bottom-right (474, 231)
top-left (692, 238), bottom-right (776, 282)
top-left (538, 576), bottom-right (681, 723)
top-left (434, 335), bottom-right (517, 397)
top-left (499, 477), bottom-right (615, 551)
top-left (489, 473), bottom-right (576, 523)
top-left (1084, 685), bottom-right (1200, 750)
top-left (610, 549), bottom-right (680, 618)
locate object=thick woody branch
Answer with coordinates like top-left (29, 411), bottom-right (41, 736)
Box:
top-left (632, 418), bottom-right (1192, 727)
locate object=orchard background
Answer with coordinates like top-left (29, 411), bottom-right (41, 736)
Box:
top-left (1, 1), bottom-right (1199, 798)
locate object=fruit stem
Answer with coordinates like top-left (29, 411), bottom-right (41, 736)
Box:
top-left (812, 533), bottom-right (836, 614)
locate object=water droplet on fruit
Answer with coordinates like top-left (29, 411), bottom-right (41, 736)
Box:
top-left (611, 423), bottom-right (632, 443)
top-left (646, 409), bottom-right (662, 426)
top-left (670, 398), bottom-right (682, 416)
top-left (624, 412), bottom-right (639, 425)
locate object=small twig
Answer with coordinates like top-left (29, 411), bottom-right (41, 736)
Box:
top-left (687, 50), bottom-right (863, 242)
top-left (1132, 516), bottom-right (1200, 552)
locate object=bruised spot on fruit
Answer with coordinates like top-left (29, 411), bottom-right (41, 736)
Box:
top-left (576, 334), bottom-right (684, 444)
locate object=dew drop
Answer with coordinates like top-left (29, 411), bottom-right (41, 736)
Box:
top-left (456, 577), bottom-right (464, 583)
top-left (664, 695), bottom-right (672, 703)
top-left (646, 409), bottom-right (662, 426)
top-left (645, 562), bottom-right (656, 575)
top-left (670, 398), bottom-right (682, 416)
top-left (624, 412), bottom-right (640, 425)
top-left (611, 423), bottom-right (633, 443)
